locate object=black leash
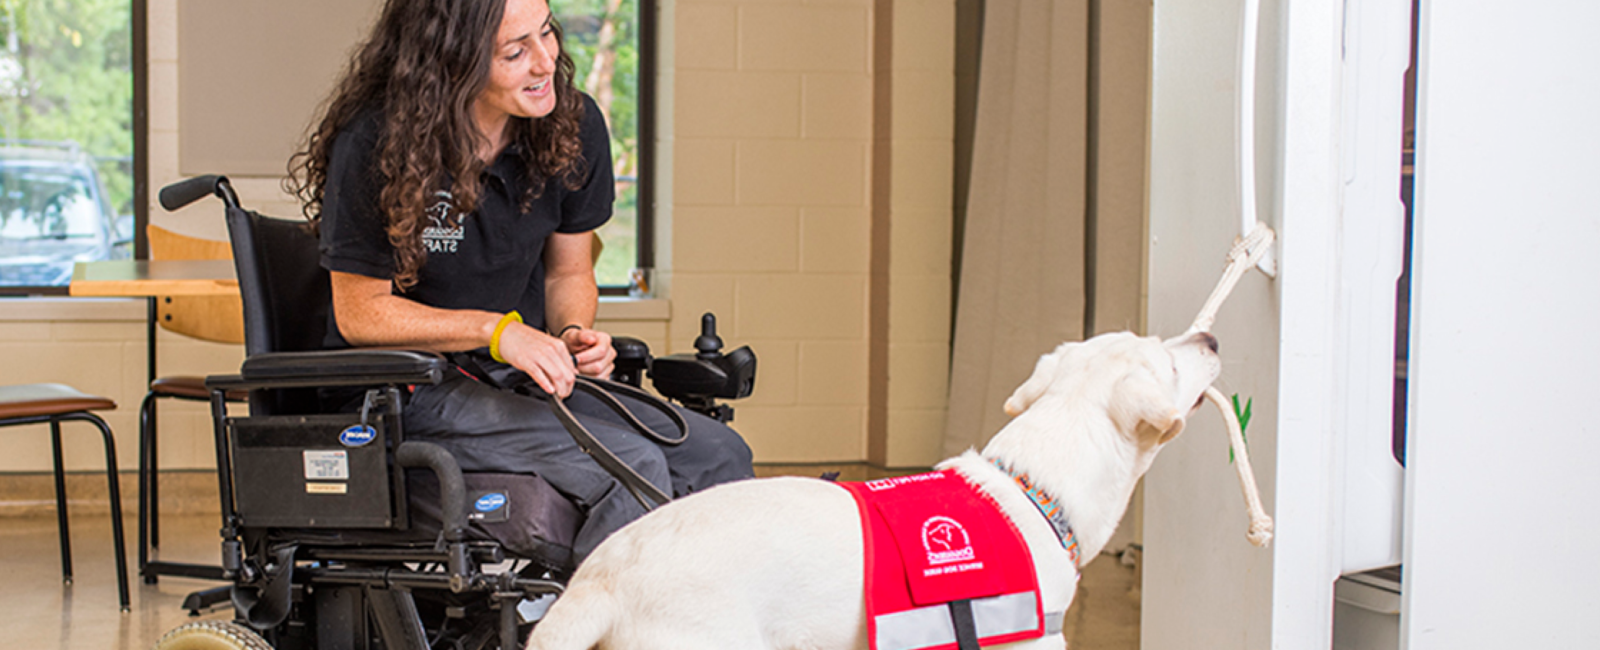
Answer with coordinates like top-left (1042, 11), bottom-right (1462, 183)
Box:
top-left (542, 377), bottom-right (682, 509)
top-left (450, 353), bottom-right (684, 510)
top-left (564, 376), bottom-right (689, 446)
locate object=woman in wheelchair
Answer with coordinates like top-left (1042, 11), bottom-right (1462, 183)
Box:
top-left (285, 0), bottom-right (754, 564)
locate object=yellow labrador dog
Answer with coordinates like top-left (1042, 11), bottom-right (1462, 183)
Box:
top-left (527, 330), bottom-right (1221, 650)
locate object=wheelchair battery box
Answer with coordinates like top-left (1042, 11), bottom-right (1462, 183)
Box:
top-left (228, 413), bottom-right (405, 529)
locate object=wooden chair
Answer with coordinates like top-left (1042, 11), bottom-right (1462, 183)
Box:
top-left (137, 225), bottom-right (247, 582)
top-left (0, 383), bottom-right (129, 610)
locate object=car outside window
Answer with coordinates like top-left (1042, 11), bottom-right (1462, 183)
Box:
top-left (0, 142), bottom-right (127, 288)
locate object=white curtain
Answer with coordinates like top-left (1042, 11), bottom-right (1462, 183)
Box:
top-left (943, 0), bottom-right (1150, 458)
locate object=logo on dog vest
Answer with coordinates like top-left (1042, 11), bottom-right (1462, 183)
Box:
top-left (339, 425), bottom-right (376, 447)
top-left (922, 516), bottom-right (976, 566)
top-left (475, 493), bottom-right (508, 513)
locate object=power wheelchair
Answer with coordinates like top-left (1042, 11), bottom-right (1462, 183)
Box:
top-left (151, 175), bottom-right (757, 650)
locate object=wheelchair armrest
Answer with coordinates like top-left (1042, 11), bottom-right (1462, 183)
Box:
top-left (394, 440), bottom-right (472, 591)
top-left (206, 349), bottom-right (448, 391)
top-left (611, 335), bottom-right (650, 387)
top-left (394, 441), bottom-right (466, 543)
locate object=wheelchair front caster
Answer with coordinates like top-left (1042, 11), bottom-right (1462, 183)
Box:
top-left (151, 620), bottom-right (272, 650)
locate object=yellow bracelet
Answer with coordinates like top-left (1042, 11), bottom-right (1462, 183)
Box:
top-left (489, 311), bottom-right (523, 363)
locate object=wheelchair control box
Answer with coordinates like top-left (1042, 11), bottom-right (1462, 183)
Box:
top-left (228, 411), bottom-right (407, 529)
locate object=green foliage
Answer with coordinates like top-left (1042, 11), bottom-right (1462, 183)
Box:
top-left (592, 183), bottom-right (636, 286)
top-left (0, 0), bottom-right (133, 218)
top-left (556, 0), bottom-right (639, 286)
top-left (1229, 393), bottom-right (1253, 464)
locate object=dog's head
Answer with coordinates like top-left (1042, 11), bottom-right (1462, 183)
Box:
top-left (1003, 330), bottom-right (1221, 446)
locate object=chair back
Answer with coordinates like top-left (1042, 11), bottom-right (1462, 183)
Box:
top-left (148, 225), bottom-right (245, 344)
top-left (224, 206), bottom-right (330, 414)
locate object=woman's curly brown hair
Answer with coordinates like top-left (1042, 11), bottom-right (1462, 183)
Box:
top-left (286, 0), bottom-right (586, 290)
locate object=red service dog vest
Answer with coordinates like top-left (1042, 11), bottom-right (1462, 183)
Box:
top-left (839, 470), bottom-right (1045, 650)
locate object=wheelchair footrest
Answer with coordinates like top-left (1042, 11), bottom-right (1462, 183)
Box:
top-left (302, 542), bottom-right (505, 566)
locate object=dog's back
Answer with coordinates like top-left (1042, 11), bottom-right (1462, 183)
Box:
top-left (528, 331), bottom-right (1221, 650)
top-left (527, 476), bottom-right (869, 650)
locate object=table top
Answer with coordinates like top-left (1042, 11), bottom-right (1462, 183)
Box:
top-left (69, 259), bottom-right (238, 297)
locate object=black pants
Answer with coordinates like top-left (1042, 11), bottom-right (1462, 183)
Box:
top-left (398, 357), bottom-right (754, 562)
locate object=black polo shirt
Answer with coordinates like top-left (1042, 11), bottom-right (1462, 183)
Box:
top-left (318, 94), bottom-right (614, 349)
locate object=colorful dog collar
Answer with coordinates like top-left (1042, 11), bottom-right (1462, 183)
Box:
top-left (991, 458), bottom-right (1082, 567)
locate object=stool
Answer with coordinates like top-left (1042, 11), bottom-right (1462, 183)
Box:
top-left (0, 383), bottom-right (130, 611)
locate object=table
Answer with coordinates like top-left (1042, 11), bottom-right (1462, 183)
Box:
top-left (70, 258), bottom-right (238, 395)
top-left (70, 259), bottom-right (237, 609)
top-left (69, 259), bottom-right (238, 298)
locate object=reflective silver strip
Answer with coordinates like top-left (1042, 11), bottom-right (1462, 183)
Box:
top-left (875, 591), bottom-right (1040, 650)
top-left (1043, 609), bottom-right (1065, 635)
top-left (875, 603), bottom-right (956, 650)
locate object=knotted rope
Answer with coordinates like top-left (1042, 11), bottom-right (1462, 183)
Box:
top-left (1189, 222), bottom-right (1275, 547)
top-left (1189, 222), bottom-right (1276, 334)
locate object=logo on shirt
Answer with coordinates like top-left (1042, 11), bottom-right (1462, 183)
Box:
top-left (423, 190), bottom-right (464, 254)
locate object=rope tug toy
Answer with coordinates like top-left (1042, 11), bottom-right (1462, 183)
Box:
top-left (1187, 222), bottom-right (1276, 548)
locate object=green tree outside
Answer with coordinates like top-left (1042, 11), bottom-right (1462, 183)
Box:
top-left (557, 0), bottom-right (638, 288)
top-left (0, 0), bottom-right (134, 219)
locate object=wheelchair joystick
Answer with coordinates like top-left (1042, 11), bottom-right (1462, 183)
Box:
top-left (694, 313), bottom-right (724, 359)
top-left (649, 312), bottom-right (757, 423)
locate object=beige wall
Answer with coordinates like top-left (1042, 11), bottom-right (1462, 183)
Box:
top-left (0, 0), bottom-right (957, 473)
top-left (0, 300), bottom-right (238, 473)
top-left (671, 0), bottom-right (954, 467)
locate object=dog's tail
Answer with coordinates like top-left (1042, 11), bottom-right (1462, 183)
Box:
top-left (525, 581), bottom-right (616, 650)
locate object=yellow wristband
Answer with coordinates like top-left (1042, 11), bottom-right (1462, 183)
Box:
top-left (489, 311), bottom-right (522, 363)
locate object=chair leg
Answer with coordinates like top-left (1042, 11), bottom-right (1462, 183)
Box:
top-left (147, 394), bottom-right (161, 551)
top-left (76, 412), bottom-right (131, 611)
top-left (138, 391), bottom-right (156, 583)
top-left (49, 420), bottom-right (72, 585)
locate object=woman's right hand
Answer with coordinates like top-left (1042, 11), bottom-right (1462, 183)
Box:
top-left (495, 321), bottom-right (578, 397)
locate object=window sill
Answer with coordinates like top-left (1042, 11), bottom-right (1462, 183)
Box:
top-left (0, 296), bottom-right (145, 322)
top-left (597, 296), bottom-right (669, 322)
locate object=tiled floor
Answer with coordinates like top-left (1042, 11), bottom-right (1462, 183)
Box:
top-left (0, 513), bottom-right (230, 648)
top-left (0, 510), bottom-right (1142, 649)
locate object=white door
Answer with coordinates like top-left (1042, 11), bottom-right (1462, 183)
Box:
top-left (1144, 0), bottom-right (1410, 647)
top-left (1402, 1), bottom-right (1600, 646)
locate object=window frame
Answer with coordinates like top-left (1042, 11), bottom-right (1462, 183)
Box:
top-left (583, 0), bottom-right (654, 297)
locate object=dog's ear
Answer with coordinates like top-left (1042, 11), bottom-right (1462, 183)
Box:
top-left (1004, 350), bottom-right (1062, 417)
top-left (1109, 367), bottom-right (1186, 444)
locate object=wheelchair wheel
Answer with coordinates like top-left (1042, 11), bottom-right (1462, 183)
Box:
top-left (152, 621), bottom-right (273, 650)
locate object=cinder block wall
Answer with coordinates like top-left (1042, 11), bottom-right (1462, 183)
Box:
top-left (0, 0), bottom-right (955, 478)
top-left (669, 0), bottom-right (954, 467)
top-left (670, 0), bottom-right (876, 463)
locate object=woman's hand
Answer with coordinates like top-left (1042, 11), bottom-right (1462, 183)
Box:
top-left (560, 326), bottom-right (616, 379)
top-left (495, 322), bottom-right (579, 397)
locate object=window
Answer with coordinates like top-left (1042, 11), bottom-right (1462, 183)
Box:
top-left (0, 0), bottom-right (135, 294)
top-left (555, 0), bottom-right (654, 294)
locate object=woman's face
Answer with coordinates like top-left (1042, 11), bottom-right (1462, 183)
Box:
top-left (473, 0), bottom-right (560, 138)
